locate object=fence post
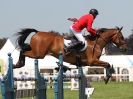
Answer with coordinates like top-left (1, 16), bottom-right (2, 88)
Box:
top-left (34, 59), bottom-right (47, 99)
top-left (1, 53), bottom-right (15, 99)
top-left (57, 52), bottom-right (64, 99)
top-left (76, 55), bottom-right (87, 99)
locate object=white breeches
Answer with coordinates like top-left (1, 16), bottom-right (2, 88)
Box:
top-left (69, 26), bottom-right (86, 44)
top-left (64, 26), bottom-right (87, 51)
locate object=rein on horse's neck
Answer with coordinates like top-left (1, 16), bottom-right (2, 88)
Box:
top-left (92, 28), bottom-right (118, 56)
top-left (98, 28), bottom-right (117, 44)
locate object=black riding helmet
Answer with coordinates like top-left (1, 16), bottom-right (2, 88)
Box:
top-left (89, 9), bottom-right (99, 17)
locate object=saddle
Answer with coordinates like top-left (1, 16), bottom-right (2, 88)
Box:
top-left (64, 38), bottom-right (86, 53)
top-left (63, 33), bottom-right (97, 53)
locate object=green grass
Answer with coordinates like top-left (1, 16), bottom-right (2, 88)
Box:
top-left (92, 82), bottom-right (133, 99)
top-left (0, 82), bottom-right (133, 99)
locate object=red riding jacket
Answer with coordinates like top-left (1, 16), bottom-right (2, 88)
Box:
top-left (72, 14), bottom-right (96, 36)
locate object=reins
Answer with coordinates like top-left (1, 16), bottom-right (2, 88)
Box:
top-left (92, 33), bottom-right (110, 57)
top-left (92, 28), bottom-right (124, 57)
top-left (92, 37), bottom-right (98, 57)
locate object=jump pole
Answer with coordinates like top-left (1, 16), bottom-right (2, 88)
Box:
top-left (34, 59), bottom-right (47, 99)
top-left (55, 52), bottom-right (87, 99)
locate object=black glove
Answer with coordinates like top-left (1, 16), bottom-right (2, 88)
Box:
top-left (95, 32), bottom-right (100, 37)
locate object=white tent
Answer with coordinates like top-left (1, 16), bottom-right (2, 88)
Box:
top-left (0, 39), bottom-right (76, 70)
top-left (100, 55), bottom-right (133, 81)
top-left (100, 55), bottom-right (133, 67)
top-left (0, 39), bottom-right (19, 63)
top-left (0, 39), bottom-right (20, 74)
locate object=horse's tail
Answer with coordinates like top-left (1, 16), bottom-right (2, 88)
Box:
top-left (16, 28), bottom-right (38, 49)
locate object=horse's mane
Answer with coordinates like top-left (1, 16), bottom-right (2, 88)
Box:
top-left (97, 27), bottom-right (121, 35)
top-left (48, 30), bottom-right (61, 36)
top-left (99, 27), bottom-right (120, 33)
top-left (98, 28), bottom-right (107, 32)
top-left (84, 27), bottom-right (116, 40)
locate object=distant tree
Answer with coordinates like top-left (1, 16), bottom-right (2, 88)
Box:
top-left (125, 29), bottom-right (133, 54)
top-left (105, 42), bottom-right (123, 55)
top-left (0, 38), bottom-right (7, 49)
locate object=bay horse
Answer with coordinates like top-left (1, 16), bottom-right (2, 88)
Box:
top-left (14, 27), bottom-right (127, 84)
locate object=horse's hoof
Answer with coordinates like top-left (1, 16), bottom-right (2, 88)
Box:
top-left (55, 64), bottom-right (71, 73)
top-left (111, 66), bottom-right (115, 73)
top-left (104, 76), bottom-right (111, 84)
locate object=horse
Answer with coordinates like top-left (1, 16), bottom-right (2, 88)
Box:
top-left (14, 27), bottom-right (127, 84)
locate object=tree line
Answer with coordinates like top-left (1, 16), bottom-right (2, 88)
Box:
top-left (0, 38), bottom-right (7, 49)
top-left (105, 29), bottom-right (133, 55)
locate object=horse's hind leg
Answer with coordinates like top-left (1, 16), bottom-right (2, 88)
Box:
top-left (24, 51), bottom-right (38, 58)
top-left (14, 50), bottom-right (26, 69)
top-left (24, 48), bottom-right (47, 59)
top-left (14, 49), bottom-right (45, 69)
top-left (14, 44), bottom-right (32, 69)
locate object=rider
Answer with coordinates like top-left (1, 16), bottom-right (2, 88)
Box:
top-left (67, 8), bottom-right (99, 50)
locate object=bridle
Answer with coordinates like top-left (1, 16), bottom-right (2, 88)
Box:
top-left (98, 27), bottom-right (124, 45)
top-left (111, 28), bottom-right (127, 48)
top-left (92, 27), bottom-right (126, 56)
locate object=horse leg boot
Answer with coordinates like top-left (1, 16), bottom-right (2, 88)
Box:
top-left (104, 64), bottom-right (115, 84)
top-left (13, 50), bottom-right (25, 69)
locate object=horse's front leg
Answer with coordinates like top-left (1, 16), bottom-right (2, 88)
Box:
top-left (14, 50), bottom-right (25, 69)
top-left (104, 63), bottom-right (115, 84)
top-left (89, 59), bottom-right (115, 84)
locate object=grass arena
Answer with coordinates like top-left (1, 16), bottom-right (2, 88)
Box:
top-left (0, 82), bottom-right (133, 99)
top-left (42, 82), bottom-right (133, 99)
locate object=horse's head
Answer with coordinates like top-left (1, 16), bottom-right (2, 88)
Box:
top-left (110, 27), bottom-right (128, 52)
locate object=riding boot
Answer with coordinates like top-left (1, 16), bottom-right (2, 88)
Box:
top-left (67, 41), bottom-right (83, 50)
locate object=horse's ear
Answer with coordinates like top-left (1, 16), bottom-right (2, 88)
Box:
top-left (116, 26), bottom-right (123, 32)
top-left (120, 26), bottom-right (123, 31)
top-left (116, 26), bottom-right (119, 30)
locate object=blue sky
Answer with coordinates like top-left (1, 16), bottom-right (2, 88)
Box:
top-left (0, 0), bottom-right (133, 41)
